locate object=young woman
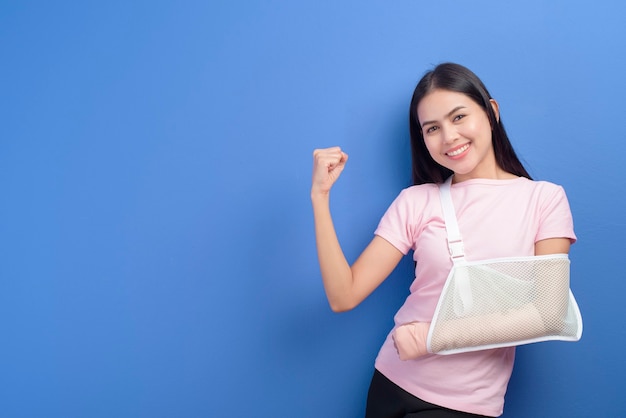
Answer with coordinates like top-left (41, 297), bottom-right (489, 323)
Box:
top-left (311, 63), bottom-right (576, 417)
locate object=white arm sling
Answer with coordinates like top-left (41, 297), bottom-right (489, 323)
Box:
top-left (426, 177), bottom-right (583, 355)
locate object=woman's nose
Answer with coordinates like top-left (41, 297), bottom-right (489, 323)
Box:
top-left (441, 125), bottom-right (459, 144)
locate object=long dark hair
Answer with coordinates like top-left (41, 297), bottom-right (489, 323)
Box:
top-left (409, 63), bottom-right (531, 185)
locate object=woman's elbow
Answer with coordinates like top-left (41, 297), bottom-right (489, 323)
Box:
top-left (328, 298), bottom-right (358, 313)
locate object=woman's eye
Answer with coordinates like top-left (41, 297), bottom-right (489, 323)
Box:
top-left (426, 126), bottom-right (438, 134)
top-left (453, 114), bottom-right (465, 122)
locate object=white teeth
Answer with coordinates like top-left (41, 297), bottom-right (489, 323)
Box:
top-left (447, 144), bottom-right (469, 157)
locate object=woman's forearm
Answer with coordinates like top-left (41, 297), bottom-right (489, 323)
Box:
top-left (312, 193), bottom-right (355, 312)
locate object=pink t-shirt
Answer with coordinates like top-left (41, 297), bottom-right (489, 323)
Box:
top-left (374, 177), bottom-right (576, 417)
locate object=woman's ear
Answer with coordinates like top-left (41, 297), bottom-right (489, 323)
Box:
top-left (489, 99), bottom-right (500, 123)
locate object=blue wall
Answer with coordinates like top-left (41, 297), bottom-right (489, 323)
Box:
top-left (1, 1), bottom-right (624, 417)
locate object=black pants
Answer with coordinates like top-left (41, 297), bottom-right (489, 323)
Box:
top-left (365, 369), bottom-right (492, 418)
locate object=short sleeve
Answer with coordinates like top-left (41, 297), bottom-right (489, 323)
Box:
top-left (536, 184), bottom-right (577, 244)
top-left (374, 188), bottom-right (419, 255)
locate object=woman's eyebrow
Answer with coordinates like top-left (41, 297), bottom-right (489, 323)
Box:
top-left (421, 106), bottom-right (467, 128)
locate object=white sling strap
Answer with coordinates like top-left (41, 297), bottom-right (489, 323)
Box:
top-left (439, 176), bottom-right (466, 263)
top-left (439, 176), bottom-right (473, 314)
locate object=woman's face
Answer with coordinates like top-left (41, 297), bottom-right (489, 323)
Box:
top-left (417, 89), bottom-right (501, 183)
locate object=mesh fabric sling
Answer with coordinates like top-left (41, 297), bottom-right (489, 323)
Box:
top-left (426, 177), bottom-right (583, 355)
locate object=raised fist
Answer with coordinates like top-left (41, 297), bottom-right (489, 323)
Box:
top-left (311, 147), bottom-right (349, 196)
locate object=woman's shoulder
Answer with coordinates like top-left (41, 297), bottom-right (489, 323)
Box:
top-left (518, 177), bottom-right (568, 196)
top-left (403, 182), bottom-right (440, 193)
top-left (499, 178), bottom-right (571, 211)
top-left (396, 182), bottom-right (441, 201)
top-left (384, 182), bottom-right (441, 214)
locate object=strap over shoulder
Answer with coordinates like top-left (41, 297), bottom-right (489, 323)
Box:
top-left (439, 176), bottom-right (465, 263)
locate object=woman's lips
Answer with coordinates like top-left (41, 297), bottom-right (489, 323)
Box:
top-left (446, 143), bottom-right (470, 159)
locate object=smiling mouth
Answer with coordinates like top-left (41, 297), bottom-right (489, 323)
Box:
top-left (446, 144), bottom-right (470, 157)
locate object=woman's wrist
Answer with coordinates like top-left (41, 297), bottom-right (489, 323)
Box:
top-left (311, 189), bottom-right (330, 203)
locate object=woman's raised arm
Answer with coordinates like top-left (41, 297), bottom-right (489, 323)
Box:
top-left (311, 147), bottom-right (403, 312)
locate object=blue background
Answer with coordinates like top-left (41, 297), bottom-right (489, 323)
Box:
top-left (1, 1), bottom-right (624, 417)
